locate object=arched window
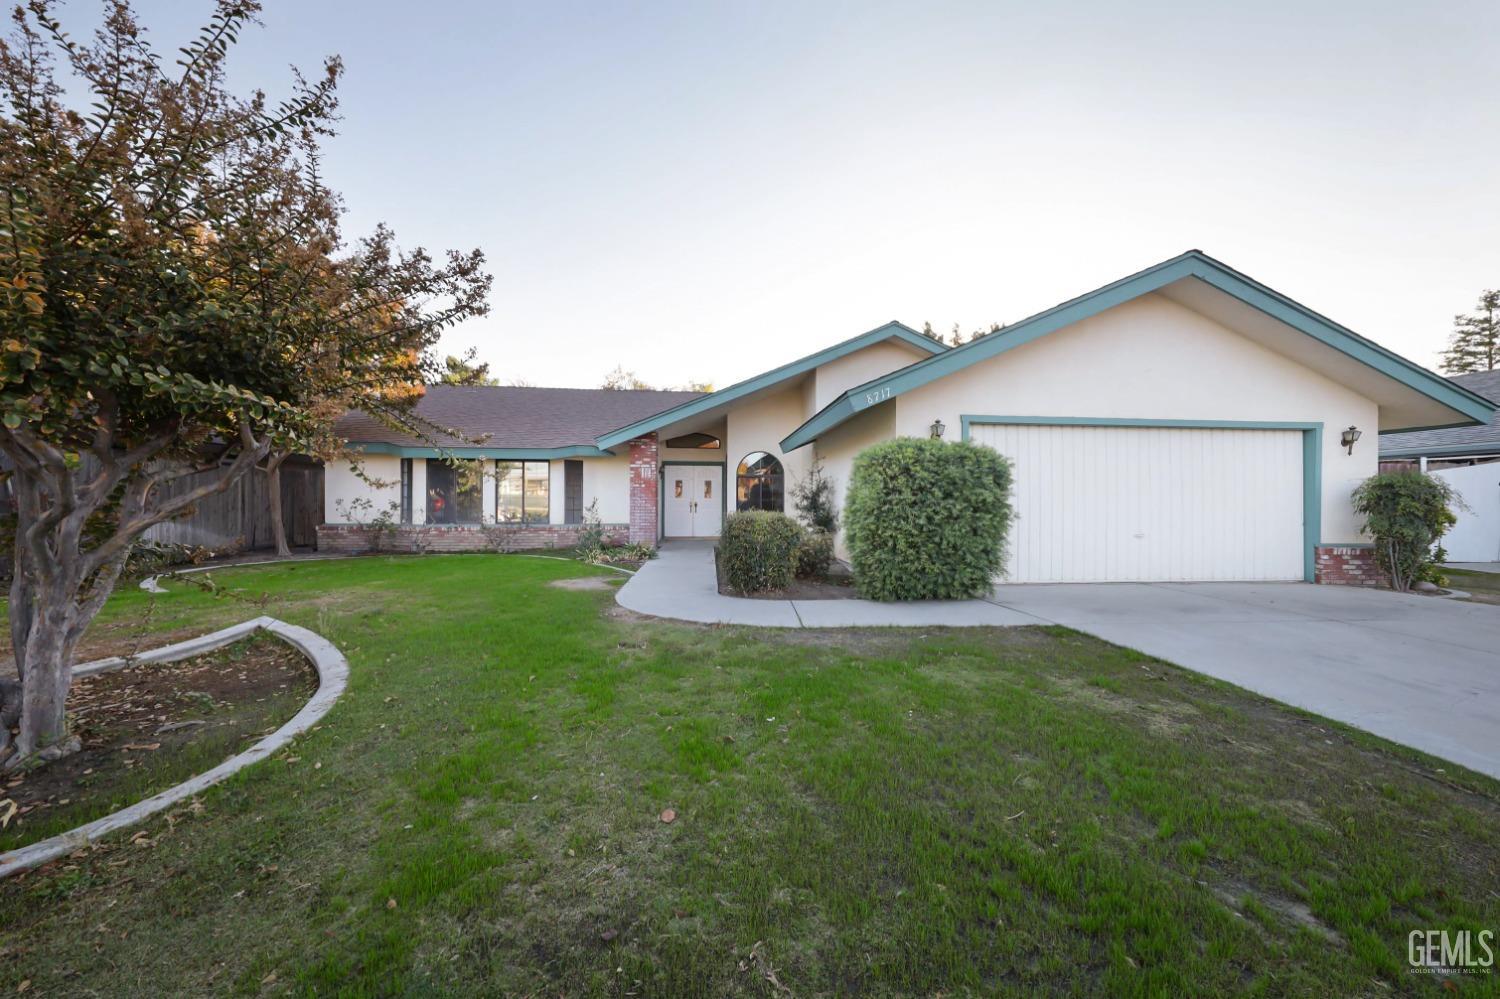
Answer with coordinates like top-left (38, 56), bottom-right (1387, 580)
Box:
top-left (736, 451), bottom-right (784, 512)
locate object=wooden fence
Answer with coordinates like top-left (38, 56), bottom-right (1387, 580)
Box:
top-left (142, 459), bottom-right (323, 551)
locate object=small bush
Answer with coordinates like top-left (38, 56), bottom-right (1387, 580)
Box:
top-left (718, 511), bottom-right (802, 593)
top-left (844, 437), bottom-right (1012, 601)
top-left (576, 499), bottom-right (607, 552)
top-left (792, 458), bottom-right (839, 534)
top-left (583, 542), bottom-right (656, 565)
top-left (1351, 471), bottom-right (1460, 591)
top-left (795, 530), bottom-right (834, 580)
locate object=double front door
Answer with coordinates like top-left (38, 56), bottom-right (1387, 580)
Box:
top-left (663, 465), bottom-right (723, 538)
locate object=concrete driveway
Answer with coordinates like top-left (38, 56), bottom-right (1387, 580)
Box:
top-left (986, 582), bottom-right (1500, 780)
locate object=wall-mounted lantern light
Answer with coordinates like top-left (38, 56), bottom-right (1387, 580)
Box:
top-left (930, 419), bottom-right (946, 440)
top-left (1341, 425), bottom-right (1362, 455)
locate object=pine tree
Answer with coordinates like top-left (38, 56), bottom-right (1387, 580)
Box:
top-left (440, 348), bottom-right (499, 386)
top-left (1441, 291), bottom-right (1500, 374)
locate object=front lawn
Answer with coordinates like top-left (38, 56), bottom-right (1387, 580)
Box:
top-left (1447, 566), bottom-right (1500, 606)
top-left (1, 556), bottom-right (1495, 995)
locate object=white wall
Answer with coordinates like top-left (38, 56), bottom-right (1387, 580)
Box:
top-left (813, 403), bottom-right (896, 558)
top-left (324, 455), bottom-right (641, 527)
top-left (1433, 463), bottom-right (1500, 562)
top-left (581, 454), bottom-right (631, 523)
top-left (324, 455), bottom-right (403, 523)
top-left (812, 340), bottom-right (928, 412)
top-left (891, 293), bottom-right (1380, 544)
top-left (725, 387), bottom-right (813, 512)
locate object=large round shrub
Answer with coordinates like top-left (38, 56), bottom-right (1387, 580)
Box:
top-left (718, 511), bottom-right (803, 593)
top-left (844, 437), bottom-right (1013, 600)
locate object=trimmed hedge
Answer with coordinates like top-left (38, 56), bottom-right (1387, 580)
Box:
top-left (844, 437), bottom-right (1012, 601)
top-left (718, 511), bottom-right (802, 593)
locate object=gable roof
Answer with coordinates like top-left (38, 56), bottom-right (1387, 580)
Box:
top-left (592, 321), bottom-right (946, 451)
top-left (781, 250), bottom-right (1497, 451)
top-left (1380, 370), bottom-right (1500, 458)
top-left (337, 385), bottom-right (704, 458)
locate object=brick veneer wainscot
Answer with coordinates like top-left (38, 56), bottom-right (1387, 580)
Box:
top-left (628, 433), bottom-right (660, 546)
top-left (316, 523), bottom-right (627, 554)
top-left (1314, 545), bottom-right (1381, 586)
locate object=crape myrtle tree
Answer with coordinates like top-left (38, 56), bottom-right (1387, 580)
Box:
top-left (0, 1), bottom-right (490, 766)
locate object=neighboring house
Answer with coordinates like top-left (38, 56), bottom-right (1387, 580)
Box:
top-left (320, 249), bottom-right (1495, 584)
top-left (1379, 370), bottom-right (1500, 562)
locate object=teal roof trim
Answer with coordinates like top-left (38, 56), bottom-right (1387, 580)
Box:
top-left (1378, 440), bottom-right (1500, 460)
top-left (594, 321), bottom-right (945, 451)
top-left (353, 443), bottom-right (611, 460)
top-left (780, 250), bottom-right (1496, 451)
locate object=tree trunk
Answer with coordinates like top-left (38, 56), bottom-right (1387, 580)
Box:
top-left (8, 559), bottom-right (33, 683)
top-left (265, 453), bottom-right (292, 557)
top-left (9, 600), bottom-right (80, 765)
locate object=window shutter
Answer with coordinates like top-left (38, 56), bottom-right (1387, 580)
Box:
top-left (399, 459), bottom-right (413, 524)
top-left (565, 460), bottom-right (583, 524)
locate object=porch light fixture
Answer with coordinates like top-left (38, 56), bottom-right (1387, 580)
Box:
top-left (930, 419), bottom-right (946, 440)
top-left (1341, 425), bottom-right (1362, 454)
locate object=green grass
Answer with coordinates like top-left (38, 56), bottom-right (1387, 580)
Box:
top-left (1, 555), bottom-right (1496, 996)
top-left (1447, 567), bottom-right (1500, 605)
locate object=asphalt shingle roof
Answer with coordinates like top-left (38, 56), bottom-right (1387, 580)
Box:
top-left (334, 385), bottom-right (705, 450)
top-left (1380, 370), bottom-right (1500, 456)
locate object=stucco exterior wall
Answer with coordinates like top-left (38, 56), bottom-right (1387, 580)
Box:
top-left (890, 293), bottom-right (1379, 543)
top-left (325, 455), bottom-right (641, 528)
top-left (581, 454), bottom-right (631, 524)
top-left (813, 402), bottom-right (896, 558)
top-left (812, 339), bottom-right (929, 412)
top-left (324, 456), bottom-right (403, 524)
top-left (725, 387), bottom-right (813, 512)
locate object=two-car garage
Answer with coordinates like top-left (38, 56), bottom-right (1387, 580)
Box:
top-left (969, 421), bottom-right (1308, 583)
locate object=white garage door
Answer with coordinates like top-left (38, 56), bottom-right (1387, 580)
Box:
top-left (971, 423), bottom-right (1305, 583)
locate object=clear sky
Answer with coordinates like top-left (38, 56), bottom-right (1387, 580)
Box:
top-left (139, 0), bottom-right (1499, 388)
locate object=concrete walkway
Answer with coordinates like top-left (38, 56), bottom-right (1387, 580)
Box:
top-left (615, 541), bottom-right (1043, 627)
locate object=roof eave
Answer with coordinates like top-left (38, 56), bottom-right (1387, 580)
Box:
top-left (349, 442), bottom-right (613, 459)
top-left (780, 251), bottom-right (1497, 448)
top-left (593, 321), bottom-right (945, 450)
top-left (1379, 440), bottom-right (1500, 459)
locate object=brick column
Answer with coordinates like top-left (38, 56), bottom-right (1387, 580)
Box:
top-left (628, 434), bottom-right (660, 546)
top-left (1314, 545), bottom-right (1381, 586)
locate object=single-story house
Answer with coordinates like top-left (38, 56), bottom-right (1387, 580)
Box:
top-left (320, 249), bottom-right (1495, 584)
top-left (1379, 369), bottom-right (1500, 562)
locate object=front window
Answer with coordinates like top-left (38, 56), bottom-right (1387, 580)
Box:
top-left (736, 451), bottom-right (784, 512)
top-left (665, 432), bottom-right (721, 449)
top-left (426, 460), bottom-right (482, 524)
top-left (497, 460), bottom-right (550, 524)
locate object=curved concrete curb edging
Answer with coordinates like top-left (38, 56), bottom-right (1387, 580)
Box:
top-left (140, 551), bottom-right (630, 593)
top-left (0, 616), bottom-right (348, 879)
top-left (140, 554), bottom-right (363, 594)
top-left (514, 553), bottom-right (636, 575)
